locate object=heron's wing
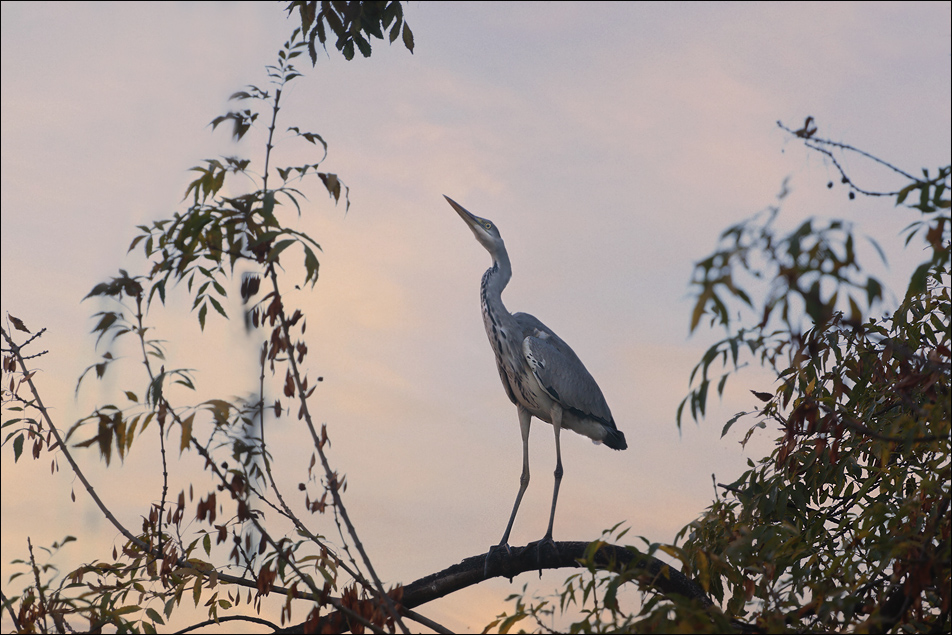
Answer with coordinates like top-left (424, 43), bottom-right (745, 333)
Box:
top-left (514, 313), bottom-right (614, 427)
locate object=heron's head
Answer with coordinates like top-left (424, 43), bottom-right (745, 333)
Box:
top-left (444, 195), bottom-right (505, 255)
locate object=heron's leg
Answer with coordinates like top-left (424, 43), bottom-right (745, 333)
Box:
top-left (542, 405), bottom-right (564, 542)
top-left (497, 406), bottom-right (532, 548)
top-left (485, 407), bottom-right (532, 577)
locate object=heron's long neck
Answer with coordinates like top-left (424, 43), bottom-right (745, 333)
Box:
top-left (480, 247), bottom-right (524, 406)
top-left (481, 249), bottom-right (517, 333)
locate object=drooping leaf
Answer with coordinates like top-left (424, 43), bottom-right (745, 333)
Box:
top-left (401, 22), bottom-right (414, 53)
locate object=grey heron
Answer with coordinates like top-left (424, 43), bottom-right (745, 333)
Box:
top-left (445, 195), bottom-right (627, 558)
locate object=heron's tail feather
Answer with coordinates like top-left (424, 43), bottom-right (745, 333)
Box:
top-left (603, 426), bottom-right (627, 451)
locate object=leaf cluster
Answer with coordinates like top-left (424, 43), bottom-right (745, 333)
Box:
top-left (485, 526), bottom-right (736, 634)
top-left (679, 194), bottom-right (888, 428)
top-left (121, 30), bottom-right (344, 332)
top-left (667, 133), bottom-right (950, 633)
top-left (674, 276), bottom-right (950, 632)
top-left (483, 131), bottom-right (950, 634)
top-left (287, 0), bottom-right (414, 63)
top-left (2, 22), bottom-right (409, 634)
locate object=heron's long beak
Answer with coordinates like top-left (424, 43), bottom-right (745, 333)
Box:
top-left (444, 195), bottom-right (480, 228)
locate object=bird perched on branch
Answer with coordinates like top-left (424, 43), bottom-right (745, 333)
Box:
top-left (445, 195), bottom-right (627, 558)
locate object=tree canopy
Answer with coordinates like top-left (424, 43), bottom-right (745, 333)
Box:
top-left (2, 4), bottom-right (949, 634)
top-left (488, 124), bottom-right (950, 633)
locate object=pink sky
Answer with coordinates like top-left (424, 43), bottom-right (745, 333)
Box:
top-left (2, 2), bottom-right (950, 631)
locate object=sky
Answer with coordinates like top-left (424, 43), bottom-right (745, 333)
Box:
top-left (2, 1), bottom-right (950, 632)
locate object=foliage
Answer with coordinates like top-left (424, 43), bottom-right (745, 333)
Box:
top-left (2, 3), bottom-right (948, 631)
top-left (286, 0), bottom-right (414, 63)
top-left (484, 526), bottom-right (737, 634)
top-left (2, 23), bottom-right (419, 634)
top-left (487, 127), bottom-right (950, 633)
top-left (671, 128), bottom-right (949, 633)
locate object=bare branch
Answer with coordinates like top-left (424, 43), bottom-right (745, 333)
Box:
top-left (270, 269), bottom-right (408, 633)
top-left (277, 541), bottom-right (738, 634)
top-left (174, 614), bottom-right (281, 633)
top-left (777, 119), bottom-right (921, 197)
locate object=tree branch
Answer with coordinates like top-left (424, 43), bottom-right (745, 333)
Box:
top-left (404, 541), bottom-right (715, 609)
top-left (277, 541), bottom-right (726, 634)
top-left (270, 270), bottom-right (408, 633)
top-left (174, 613), bottom-right (280, 634)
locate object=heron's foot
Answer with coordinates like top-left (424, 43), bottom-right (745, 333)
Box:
top-left (483, 542), bottom-right (512, 577)
top-left (526, 535), bottom-right (559, 576)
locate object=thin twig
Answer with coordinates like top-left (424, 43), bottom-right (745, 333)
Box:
top-left (0, 590), bottom-right (23, 633)
top-left (777, 120), bottom-right (922, 197)
top-left (253, 80), bottom-right (406, 621)
top-left (2, 326), bottom-right (152, 555)
top-left (134, 294), bottom-right (169, 555)
top-left (3, 325), bottom-right (377, 632)
top-left (270, 270), bottom-right (409, 634)
top-left (27, 537), bottom-right (51, 634)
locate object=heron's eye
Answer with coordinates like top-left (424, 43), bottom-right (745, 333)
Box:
top-left (484, 222), bottom-right (492, 230)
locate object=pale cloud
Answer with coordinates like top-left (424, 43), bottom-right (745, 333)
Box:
top-left (3, 2), bottom-right (949, 632)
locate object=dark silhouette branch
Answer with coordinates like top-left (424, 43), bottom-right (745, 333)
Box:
top-left (777, 119), bottom-right (927, 198)
top-left (277, 541), bottom-right (729, 634)
top-left (175, 614), bottom-right (281, 633)
top-left (270, 269), bottom-right (408, 634)
top-left (403, 540), bottom-right (714, 609)
top-left (0, 590), bottom-right (22, 633)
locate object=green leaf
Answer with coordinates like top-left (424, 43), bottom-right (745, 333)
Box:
top-left (905, 262), bottom-right (931, 300)
top-left (695, 379), bottom-right (710, 418)
top-left (402, 23), bottom-right (414, 53)
top-left (207, 295), bottom-right (228, 320)
top-left (717, 372), bottom-right (729, 396)
top-left (319, 173), bottom-right (341, 202)
top-left (180, 413), bottom-right (194, 454)
top-left (145, 606), bottom-right (164, 625)
top-left (721, 412), bottom-right (747, 438)
top-left (690, 288), bottom-right (713, 332)
top-left (865, 277), bottom-right (883, 306)
top-left (267, 239), bottom-right (297, 265)
top-left (149, 279), bottom-right (167, 306)
top-left (13, 433), bottom-right (24, 462)
top-left (303, 246), bottom-right (320, 286)
top-left (149, 371), bottom-right (166, 406)
top-left (96, 414), bottom-right (115, 465)
top-left (128, 234), bottom-right (145, 253)
top-left (91, 311), bottom-right (118, 335)
top-left (262, 189), bottom-right (276, 220)
top-left (896, 182), bottom-right (917, 205)
top-left (498, 613), bottom-right (527, 634)
top-left (193, 573), bottom-right (203, 607)
top-left (354, 32), bottom-right (371, 58)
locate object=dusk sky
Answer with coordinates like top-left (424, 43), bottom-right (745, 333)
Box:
top-left (2, 2), bottom-right (950, 631)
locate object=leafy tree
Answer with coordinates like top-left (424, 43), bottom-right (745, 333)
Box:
top-left (4, 5), bottom-right (719, 633)
top-left (1, 8), bottom-right (420, 633)
top-left (3, 3), bottom-right (948, 633)
top-left (670, 124), bottom-right (949, 634)
top-left (485, 122), bottom-right (950, 633)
